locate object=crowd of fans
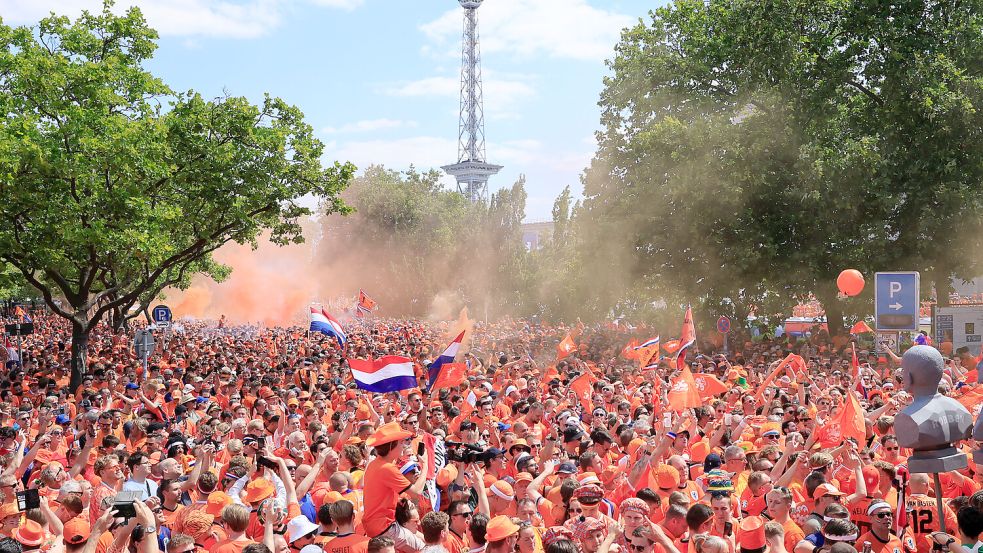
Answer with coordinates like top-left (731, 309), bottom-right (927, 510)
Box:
top-left (0, 310), bottom-right (978, 553)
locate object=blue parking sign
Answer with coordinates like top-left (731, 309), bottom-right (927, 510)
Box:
top-left (152, 304), bottom-right (172, 325)
top-left (874, 272), bottom-right (919, 331)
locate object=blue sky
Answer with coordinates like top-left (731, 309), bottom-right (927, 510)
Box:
top-left (4, 0), bottom-right (663, 221)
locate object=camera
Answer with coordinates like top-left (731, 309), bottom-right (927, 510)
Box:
top-left (445, 441), bottom-right (501, 464)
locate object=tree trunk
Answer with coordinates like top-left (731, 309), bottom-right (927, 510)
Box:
top-left (70, 322), bottom-right (89, 393)
top-left (935, 268), bottom-right (953, 307)
top-left (111, 306), bottom-right (126, 333)
top-left (819, 286), bottom-right (846, 337)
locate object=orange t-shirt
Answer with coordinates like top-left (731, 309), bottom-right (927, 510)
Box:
top-left (323, 533), bottom-right (369, 553)
top-left (362, 458), bottom-right (411, 538)
top-left (214, 538), bottom-right (256, 553)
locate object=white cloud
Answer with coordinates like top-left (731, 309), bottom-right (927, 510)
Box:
top-left (420, 0), bottom-right (634, 62)
top-left (1, 0), bottom-right (359, 39)
top-left (322, 118), bottom-right (418, 134)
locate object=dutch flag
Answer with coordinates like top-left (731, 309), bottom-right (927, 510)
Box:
top-left (348, 356), bottom-right (418, 393)
top-left (310, 307), bottom-right (346, 348)
top-left (634, 336), bottom-right (660, 350)
top-left (427, 331), bottom-right (465, 392)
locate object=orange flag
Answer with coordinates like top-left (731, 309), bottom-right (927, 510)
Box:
top-left (693, 373), bottom-right (729, 399)
top-left (621, 339), bottom-right (640, 360)
top-left (662, 339), bottom-right (681, 354)
top-left (674, 306), bottom-right (696, 370)
top-left (569, 373), bottom-right (593, 412)
top-left (667, 367), bottom-right (702, 411)
top-left (430, 362), bottom-right (468, 390)
top-left (557, 334), bottom-right (577, 360)
top-left (817, 391), bottom-right (866, 448)
top-left (850, 320), bottom-right (873, 334)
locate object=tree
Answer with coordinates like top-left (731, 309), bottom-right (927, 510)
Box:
top-left (581, 0), bottom-right (983, 333)
top-left (0, 4), bottom-right (354, 389)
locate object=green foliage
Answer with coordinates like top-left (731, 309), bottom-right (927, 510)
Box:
top-left (319, 166), bottom-right (530, 318)
top-left (0, 3), bottom-right (354, 385)
top-left (0, 263), bottom-right (35, 302)
top-left (578, 0), bottom-right (983, 332)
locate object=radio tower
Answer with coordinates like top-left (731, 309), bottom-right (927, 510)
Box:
top-left (441, 0), bottom-right (502, 203)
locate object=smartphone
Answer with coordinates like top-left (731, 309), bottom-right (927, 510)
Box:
top-left (257, 456), bottom-right (278, 470)
top-left (417, 442), bottom-right (426, 457)
top-left (112, 501), bottom-right (136, 519)
top-left (724, 522), bottom-right (733, 536)
top-left (16, 489), bottom-right (39, 511)
top-left (112, 490), bottom-right (142, 519)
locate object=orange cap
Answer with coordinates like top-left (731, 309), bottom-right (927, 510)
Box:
top-left (738, 516), bottom-right (766, 550)
top-left (654, 464), bottom-right (680, 490)
top-left (689, 441), bottom-right (710, 463)
top-left (365, 422), bottom-right (413, 448)
top-left (13, 519), bottom-right (44, 547)
top-left (243, 478), bottom-right (275, 503)
top-left (486, 515), bottom-right (520, 542)
top-left (64, 517), bottom-right (90, 545)
top-left (206, 492), bottom-right (233, 517)
top-left (437, 465), bottom-right (459, 488)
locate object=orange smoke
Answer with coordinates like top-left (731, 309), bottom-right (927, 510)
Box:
top-left (166, 235), bottom-right (322, 327)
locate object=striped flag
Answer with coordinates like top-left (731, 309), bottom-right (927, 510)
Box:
top-left (309, 307), bottom-right (346, 348)
top-left (356, 290), bottom-right (377, 316)
top-left (635, 336), bottom-right (660, 369)
top-left (347, 356), bottom-right (417, 393)
top-left (427, 331), bottom-right (465, 392)
top-left (673, 306), bottom-right (696, 370)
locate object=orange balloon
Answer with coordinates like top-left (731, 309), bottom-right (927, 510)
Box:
top-left (837, 269), bottom-right (865, 296)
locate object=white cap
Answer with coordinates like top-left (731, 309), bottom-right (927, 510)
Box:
top-left (299, 546), bottom-right (324, 553)
top-left (286, 515), bottom-right (320, 543)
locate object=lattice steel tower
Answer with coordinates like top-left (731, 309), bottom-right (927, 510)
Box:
top-left (441, 0), bottom-right (502, 203)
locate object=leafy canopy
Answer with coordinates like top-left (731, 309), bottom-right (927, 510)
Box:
top-left (0, 3), bottom-right (354, 386)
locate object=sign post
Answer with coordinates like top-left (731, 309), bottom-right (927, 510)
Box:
top-left (717, 316), bottom-right (731, 353)
top-left (134, 330), bottom-right (155, 373)
top-left (874, 272), bottom-right (920, 332)
top-left (4, 322), bottom-right (34, 367)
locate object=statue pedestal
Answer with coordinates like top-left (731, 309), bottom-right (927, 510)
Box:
top-left (907, 447), bottom-right (967, 473)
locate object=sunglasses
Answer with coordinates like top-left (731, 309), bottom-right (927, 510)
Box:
top-left (873, 512), bottom-right (892, 519)
top-left (630, 545), bottom-right (649, 552)
top-left (568, 507), bottom-right (583, 514)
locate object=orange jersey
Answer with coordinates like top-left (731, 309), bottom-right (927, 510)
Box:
top-left (905, 494), bottom-right (957, 553)
top-left (848, 496), bottom-right (875, 537)
top-left (857, 531), bottom-right (916, 553)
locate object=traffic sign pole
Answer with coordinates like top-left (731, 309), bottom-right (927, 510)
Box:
top-left (717, 316), bottom-right (731, 354)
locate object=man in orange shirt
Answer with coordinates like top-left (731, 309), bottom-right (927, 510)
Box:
top-left (362, 422), bottom-right (429, 551)
top-left (857, 501), bottom-right (915, 553)
top-left (214, 504), bottom-right (256, 553)
top-left (324, 500), bottom-right (368, 553)
top-left (444, 500), bottom-right (474, 553)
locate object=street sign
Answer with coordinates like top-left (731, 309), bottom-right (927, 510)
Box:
top-left (874, 272), bottom-right (920, 331)
top-left (716, 316), bottom-right (731, 334)
top-left (152, 305), bottom-right (172, 328)
top-left (4, 323), bottom-right (34, 336)
top-left (134, 330), bottom-right (155, 361)
top-left (875, 331), bottom-right (900, 354)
